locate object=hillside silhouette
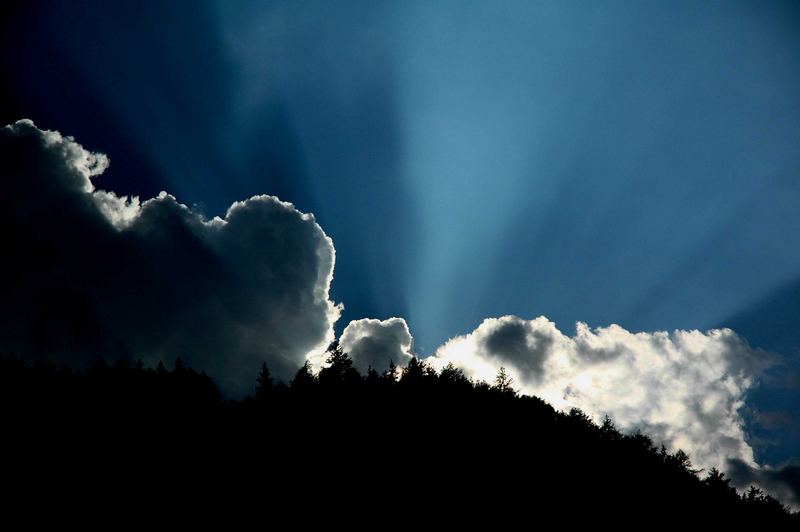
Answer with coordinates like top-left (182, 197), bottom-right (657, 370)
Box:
top-left (1, 343), bottom-right (797, 526)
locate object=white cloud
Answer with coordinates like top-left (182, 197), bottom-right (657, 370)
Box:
top-left (426, 315), bottom-right (771, 472)
top-left (92, 190), bottom-right (141, 229)
top-left (0, 119), bottom-right (341, 396)
top-left (339, 317), bottom-right (414, 373)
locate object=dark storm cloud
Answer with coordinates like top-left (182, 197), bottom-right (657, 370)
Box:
top-left (727, 458), bottom-right (800, 510)
top-left (0, 120), bottom-right (340, 396)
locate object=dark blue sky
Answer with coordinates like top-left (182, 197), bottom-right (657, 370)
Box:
top-left (2, 0), bottom-right (799, 463)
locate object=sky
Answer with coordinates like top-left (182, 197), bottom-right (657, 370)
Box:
top-left (1, 0), bottom-right (799, 505)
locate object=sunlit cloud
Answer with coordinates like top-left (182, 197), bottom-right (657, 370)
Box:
top-left (339, 317), bottom-right (414, 373)
top-left (426, 315), bottom-right (772, 473)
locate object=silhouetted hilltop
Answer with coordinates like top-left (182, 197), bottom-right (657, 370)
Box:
top-left (1, 345), bottom-right (797, 526)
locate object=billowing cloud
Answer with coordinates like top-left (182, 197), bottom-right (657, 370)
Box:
top-left (427, 315), bottom-right (772, 472)
top-left (339, 317), bottom-right (413, 373)
top-left (0, 120), bottom-right (341, 395)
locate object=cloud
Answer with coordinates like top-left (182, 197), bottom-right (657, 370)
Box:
top-left (0, 119), bottom-right (341, 396)
top-left (339, 317), bottom-right (413, 373)
top-left (727, 459), bottom-right (800, 510)
top-left (426, 315), bottom-right (773, 473)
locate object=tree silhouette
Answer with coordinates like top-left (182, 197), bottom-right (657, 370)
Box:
top-left (255, 363), bottom-right (273, 400)
top-left (290, 360), bottom-right (316, 392)
top-left (0, 353), bottom-right (797, 526)
top-left (600, 415), bottom-right (621, 440)
top-left (400, 356), bottom-right (435, 388)
top-left (706, 468), bottom-right (737, 494)
top-left (493, 366), bottom-right (515, 395)
top-left (439, 363), bottom-right (471, 390)
top-left (383, 360), bottom-right (398, 383)
top-left (318, 341), bottom-right (360, 388)
top-left (365, 366), bottom-right (380, 386)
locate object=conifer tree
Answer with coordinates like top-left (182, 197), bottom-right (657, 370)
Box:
top-left (493, 366), bottom-right (515, 395)
top-left (291, 360), bottom-right (316, 392)
top-left (255, 362), bottom-right (273, 400)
